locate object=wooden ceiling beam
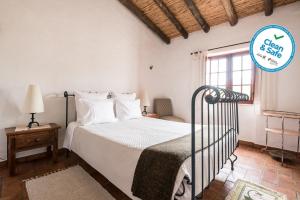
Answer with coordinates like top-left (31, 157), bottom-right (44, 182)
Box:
top-left (153, 0), bottom-right (188, 39)
top-left (264, 0), bottom-right (273, 16)
top-left (184, 0), bottom-right (210, 33)
top-left (118, 0), bottom-right (170, 44)
top-left (220, 0), bottom-right (238, 26)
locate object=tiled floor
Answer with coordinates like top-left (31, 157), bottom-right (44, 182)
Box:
top-left (204, 145), bottom-right (300, 200)
top-left (0, 145), bottom-right (299, 200)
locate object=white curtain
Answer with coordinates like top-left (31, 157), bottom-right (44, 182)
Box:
top-left (190, 51), bottom-right (207, 94)
top-left (254, 69), bottom-right (278, 113)
top-left (190, 51), bottom-right (207, 122)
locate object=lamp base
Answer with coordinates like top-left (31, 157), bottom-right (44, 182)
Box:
top-left (28, 113), bottom-right (40, 128)
top-left (142, 106), bottom-right (148, 116)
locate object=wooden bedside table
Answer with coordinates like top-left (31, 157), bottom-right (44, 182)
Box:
top-left (144, 113), bottom-right (160, 119)
top-left (5, 123), bottom-right (60, 176)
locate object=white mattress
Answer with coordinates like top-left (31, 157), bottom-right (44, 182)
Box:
top-left (63, 117), bottom-right (234, 200)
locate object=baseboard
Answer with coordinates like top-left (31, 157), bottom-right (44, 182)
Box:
top-left (0, 149), bottom-right (67, 168)
top-left (239, 140), bottom-right (300, 155)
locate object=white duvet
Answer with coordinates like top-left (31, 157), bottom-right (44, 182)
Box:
top-left (63, 117), bottom-right (231, 200)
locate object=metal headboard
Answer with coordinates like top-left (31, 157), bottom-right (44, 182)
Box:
top-left (63, 91), bottom-right (75, 128)
top-left (63, 91), bottom-right (113, 127)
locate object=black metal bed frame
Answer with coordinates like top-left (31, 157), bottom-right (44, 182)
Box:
top-left (191, 85), bottom-right (248, 200)
top-left (63, 91), bottom-right (75, 128)
top-left (64, 88), bottom-right (248, 200)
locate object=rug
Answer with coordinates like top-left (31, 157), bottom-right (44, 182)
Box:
top-left (25, 165), bottom-right (115, 200)
top-left (226, 179), bottom-right (287, 200)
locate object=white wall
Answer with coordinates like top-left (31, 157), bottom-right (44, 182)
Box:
top-left (0, 0), bottom-right (162, 160)
top-left (139, 2), bottom-right (300, 151)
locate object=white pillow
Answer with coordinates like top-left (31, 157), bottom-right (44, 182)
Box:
top-left (74, 91), bottom-right (109, 119)
top-left (115, 99), bottom-right (142, 120)
top-left (114, 92), bottom-right (136, 101)
top-left (74, 91), bottom-right (109, 101)
top-left (77, 99), bottom-right (117, 125)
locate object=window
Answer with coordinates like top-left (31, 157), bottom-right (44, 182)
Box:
top-left (206, 51), bottom-right (255, 104)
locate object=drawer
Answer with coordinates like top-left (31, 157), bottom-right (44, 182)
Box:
top-left (15, 132), bottom-right (53, 150)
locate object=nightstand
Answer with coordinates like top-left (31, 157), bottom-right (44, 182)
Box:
top-left (5, 123), bottom-right (60, 176)
top-left (145, 113), bottom-right (160, 119)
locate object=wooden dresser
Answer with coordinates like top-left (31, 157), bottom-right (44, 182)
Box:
top-left (5, 123), bottom-right (60, 176)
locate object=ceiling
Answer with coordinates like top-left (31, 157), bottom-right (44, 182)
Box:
top-left (119, 0), bottom-right (297, 44)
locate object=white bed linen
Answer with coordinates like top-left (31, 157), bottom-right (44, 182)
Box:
top-left (63, 117), bottom-right (233, 200)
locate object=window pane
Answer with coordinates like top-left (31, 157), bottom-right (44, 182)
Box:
top-left (218, 72), bottom-right (226, 85)
top-left (233, 56), bottom-right (242, 71)
top-left (206, 59), bottom-right (211, 84)
top-left (211, 60), bottom-right (218, 73)
top-left (211, 73), bottom-right (218, 86)
top-left (206, 73), bottom-right (210, 85)
top-left (206, 60), bottom-right (211, 74)
top-left (219, 58), bottom-right (227, 72)
top-left (242, 70), bottom-right (252, 85)
top-left (242, 55), bottom-right (252, 70)
top-left (206, 52), bottom-right (254, 104)
top-left (233, 71), bottom-right (241, 85)
top-left (233, 86), bottom-right (241, 93)
top-left (242, 85), bottom-right (251, 97)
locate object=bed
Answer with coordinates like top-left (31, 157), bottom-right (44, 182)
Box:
top-left (63, 86), bottom-right (248, 200)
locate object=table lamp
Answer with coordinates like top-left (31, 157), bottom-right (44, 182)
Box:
top-left (23, 84), bottom-right (44, 128)
top-left (141, 91), bottom-right (150, 115)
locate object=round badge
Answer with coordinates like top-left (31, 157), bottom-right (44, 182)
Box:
top-left (250, 24), bottom-right (295, 72)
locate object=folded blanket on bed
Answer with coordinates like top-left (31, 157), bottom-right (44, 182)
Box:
top-left (131, 134), bottom-right (194, 200)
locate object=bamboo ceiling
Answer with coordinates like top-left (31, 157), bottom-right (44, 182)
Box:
top-left (119, 0), bottom-right (297, 44)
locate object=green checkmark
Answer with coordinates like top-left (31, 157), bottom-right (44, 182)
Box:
top-left (274, 34), bottom-right (284, 40)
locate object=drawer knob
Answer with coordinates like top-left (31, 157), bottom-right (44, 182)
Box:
top-left (35, 138), bottom-right (40, 142)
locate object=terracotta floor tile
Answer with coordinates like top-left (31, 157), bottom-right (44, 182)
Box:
top-left (260, 180), bottom-right (279, 191)
top-left (244, 168), bottom-right (263, 183)
top-left (220, 166), bottom-right (232, 175)
top-left (276, 187), bottom-right (297, 200)
top-left (227, 170), bottom-right (246, 182)
top-left (215, 171), bottom-right (229, 182)
top-left (279, 174), bottom-right (297, 187)
top-left (262, 168), bottom-right (279, 184)
top-left (278, 166), bottom-right (293, 177)
top-left (233, 165), bottom-right (247, 175)
top-left (224, 181), bottom-right (235, 193)
top-left (293, 169), bottom-right (300, 182)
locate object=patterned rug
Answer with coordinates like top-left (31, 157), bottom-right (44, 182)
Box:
top-left (25, 165), bottom-right (115, 200)
top-left (226, 179), bottom-right (287, 200)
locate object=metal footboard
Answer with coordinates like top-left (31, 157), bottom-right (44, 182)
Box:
top-left (191, 85), bottom-right (248, 199)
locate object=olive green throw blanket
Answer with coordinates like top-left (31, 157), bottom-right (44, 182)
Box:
top-left (131, 134), bottom-right (193, 200)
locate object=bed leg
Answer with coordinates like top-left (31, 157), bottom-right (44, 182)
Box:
top-left (229, 153), bottom-right (238, 171)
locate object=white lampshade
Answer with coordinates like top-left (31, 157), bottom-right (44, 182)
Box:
top-left (23, 84), bottom-right (44, 114)
top-left (141, 91), bottom-right (150, 107)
